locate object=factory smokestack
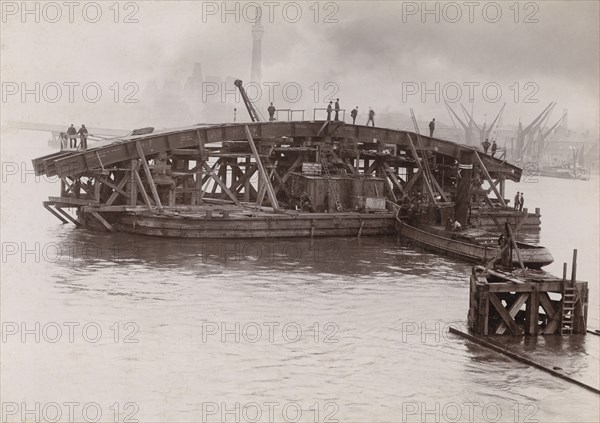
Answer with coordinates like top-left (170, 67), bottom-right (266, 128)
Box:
top-left (250, 20), bottom-right (264, 83)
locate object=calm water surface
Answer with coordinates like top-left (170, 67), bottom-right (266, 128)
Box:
top-left (1, 131), bottom-right (599, 422)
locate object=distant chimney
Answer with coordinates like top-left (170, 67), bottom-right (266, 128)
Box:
top-left (250, 21), bottom-right (264, 83)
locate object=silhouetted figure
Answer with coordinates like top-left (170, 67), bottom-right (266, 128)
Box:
top-left (429, 118), bottom-right (435, 137)
top-left (326, 101), bottom-right (333, 121)
top-left (350, 107), bottom-right (358, 124)
top-left (67, 124), bottom-right (77, 149)
top-left (513, 192), bottom-right (520, 210)
top-left (519, 193), bottom-right (524, 212)
top-left (334, 98), bottom-right (340, 121)
top-left (267, 103), bottom-right (276, 121)
top-left (482, 138), bottom-right (491, 154)
top-left (77, 124), bottom-right (88, 151)
top-left (491, 140), bottom-right (498, 157)
top-left (367, 108), bottom-right (375, 126)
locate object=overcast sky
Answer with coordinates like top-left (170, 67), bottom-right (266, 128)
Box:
top-left (1, 1), bottom-right (598, 131)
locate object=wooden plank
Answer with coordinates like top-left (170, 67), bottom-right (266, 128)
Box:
top-left (129, 160), bottom-right (138, 206)
top-left (244, 125), bottom-right (279, 209)
top-left (135, 140), bottom-right (163, 211)
top-left (89, 211), bottom-right (115, 232)
top-left (55, 207), bottom-right (81, 226)
top-left (382, 162), bottom-right (405, 195)
top-left (496, 293), bottom-right (529, 334)
top-left (403, 170), bottom-right (422, 194)
top-left (103, 174), bottom-right (131, 206)
top-left (43, 202), bottom-right (68, 224)
top-left (449, 327), bottom-right (600, 394)
top-left (526, 289), bottom-right (540, 335)
top-left (489, 292), bottom-right (521, 335)
top-left (539, 292), bottom-right (560, 334)
top-left (133, 169), bottom-right (153, 209)
top-left (474, 152), bottom-right (507, 207)
top-left (202, 162), bottom-right (241, 206)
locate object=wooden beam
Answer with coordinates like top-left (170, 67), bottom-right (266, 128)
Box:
top-left (475, 152), bottom-right (507, 207)
top-left (403, 170), bottom-right (422, 194)
top-left (489, 292), bottom-right (522, 335)
top-left (244, 125), bottom-right (279, 210)
top-left (90, 211), bottom-right (115, 232)
top-left (496, 293), bottom-right (529, 334)
top-left (133, 169), bottom-right (153, 209)
top-left (55, 207), bottom-right (81, 226)
top-left (102, 174), bottom-right (131, 206)
top-left (129, 160), bottom-right (138, 206)
top-left (43, 202), bottom-right (68, 224)
top-left (202, 162), bottom-right (241, 206)
top-left (135, 140), bottom-right (163, 211)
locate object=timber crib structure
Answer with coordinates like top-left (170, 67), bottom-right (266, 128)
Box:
top-left (32, 120), bottom-right (529, 238)
top-left (468, 255), bottom-right (589, 336)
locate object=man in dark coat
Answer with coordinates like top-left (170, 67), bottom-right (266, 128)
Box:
top-left (519, 193), bottom-right (524, 212)
top-left (429, 118), bottom-right (435, 137)
top-left (67, 124), bottom-right (77, 149)
top-left (491, 140), bottom-right (498, 157)
top-left (267, 103), bottom-right (276, 121)
top-left (326, 101), bottom-right (333, 121)
top-left (513, 192), bottom-right (520, 210)
top-left (334, 98), bottom-right (340, 121)
top-left (78, 124), bottom-right (89, 151)
top-left (350, 107), bottom-right (358, 124)
top-left (367, 108), bottom-right (375, 126)
top-left (482, 139), bottom-right (491, 154)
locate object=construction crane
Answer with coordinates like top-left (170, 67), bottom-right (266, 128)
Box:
top-left (234, 79), bottom-right (262, 122)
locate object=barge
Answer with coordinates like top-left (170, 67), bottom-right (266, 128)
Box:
top-left (32, 116), bottom-right (536, 239)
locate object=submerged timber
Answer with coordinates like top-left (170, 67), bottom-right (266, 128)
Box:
top-left (32, 120), bottom-right (536, 238)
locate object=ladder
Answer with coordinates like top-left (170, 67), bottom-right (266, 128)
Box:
top-left (560, 285), bottom-right (577, 335)
top-left (320, 154), bottom-right (343, 212)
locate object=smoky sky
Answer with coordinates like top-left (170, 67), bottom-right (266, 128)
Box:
top-left (1, 1), bottom-right (598, 130)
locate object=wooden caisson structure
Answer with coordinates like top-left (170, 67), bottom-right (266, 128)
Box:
top-left (32, 120), bottom-right (533, 238)
top-left (468, 257), bottom-right (589, 336)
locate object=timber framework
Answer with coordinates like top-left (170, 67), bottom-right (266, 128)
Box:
top-left (32, 120), bottom-right (525, 238)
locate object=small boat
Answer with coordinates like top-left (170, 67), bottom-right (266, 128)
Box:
top-left (396, 221), bottom-right (553, 269)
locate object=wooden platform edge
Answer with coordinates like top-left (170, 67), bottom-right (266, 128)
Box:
top-left (448, 327), bottom-right (600, 395)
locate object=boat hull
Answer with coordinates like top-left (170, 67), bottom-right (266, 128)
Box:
top-left (396, 222), bottom-right (553, 269)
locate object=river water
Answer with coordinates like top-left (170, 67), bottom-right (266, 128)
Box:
top-left (1, 130), bottom-right (599, 422)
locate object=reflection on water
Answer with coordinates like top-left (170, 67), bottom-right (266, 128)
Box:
top-left (2, 133), bottom-right (599, 422)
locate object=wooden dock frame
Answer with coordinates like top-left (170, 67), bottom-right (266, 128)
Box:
top-left (31, 121), bottom-right (529, 235)
top-left (468, 264), bottom-right (589, 336)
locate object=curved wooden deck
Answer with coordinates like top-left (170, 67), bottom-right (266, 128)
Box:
top-left (32, 121), bottom-right (522, 180)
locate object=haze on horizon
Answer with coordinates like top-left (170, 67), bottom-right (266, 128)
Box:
top-left (1, 1), bottom-right (598, 134)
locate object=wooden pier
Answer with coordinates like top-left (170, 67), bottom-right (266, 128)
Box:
top-left (468, 251), bottom-right (589, 336)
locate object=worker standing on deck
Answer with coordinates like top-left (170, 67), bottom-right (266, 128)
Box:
top-left (268, 103), bottom-right (276, 121)
top-left (350, 107), bottom-right (358, 124)
top-left (78, 124), bottom-right (88, 151)
top-left (513, 192), bottom-right (520, 210)
top-left (326, 101), bottom-right (333, 121)
top-left (482, 138), bottom-right (491, 154)
top-left (67, 124), bottom-right (77, 149)
top-left (491, 140), bottom-right (498, 157)
top-left (367, 107), bottom-right (375, 126)
top-left (429, 118), bottom-right (435, 137)
top-left (519, 193), bottom-right (524, 212)
top-left (334, 98), bottom-right (340, 121)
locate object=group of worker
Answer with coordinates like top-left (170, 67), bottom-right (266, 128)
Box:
top-left (325, 100), bottom-right (376, 126)
top-left (266, 100), bottom-right (377, 126)
top-left (513, 192), bottom-right (525, 212)
top-left (481, 138), bottom-right (498, 157)
top-left (65, 124), bottom-right (89, 150)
